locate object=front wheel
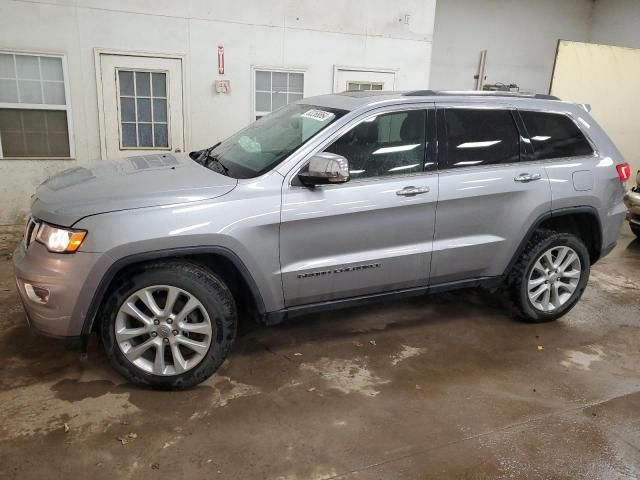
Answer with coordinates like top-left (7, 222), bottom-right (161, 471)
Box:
top-left (506, 230), bottom-right (590, 323)
top-left (100, 261), bottom-right (237, 389)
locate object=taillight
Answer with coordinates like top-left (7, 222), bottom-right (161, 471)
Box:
top-left (616, 163), bottom-right (631, 182)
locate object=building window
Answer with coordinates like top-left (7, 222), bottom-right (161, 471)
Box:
top-left (347, 81), bottom-right (383, 91)
top-left (117, 70), bottom-right (169, 149)
top-left (0, 52), bottom-right (72, 158)
top-left (254, 69), bottom-right (304, 120)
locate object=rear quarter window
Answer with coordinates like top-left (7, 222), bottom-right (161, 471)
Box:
top-left (520, 111), bottom-right (594, 160)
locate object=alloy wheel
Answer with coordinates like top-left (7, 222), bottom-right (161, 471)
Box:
top-left (527, 246), bottom-right (582, 312)
top-left (114, 285), bottom-right (213, 375)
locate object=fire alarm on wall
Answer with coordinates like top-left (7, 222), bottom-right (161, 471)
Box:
top-left (215, 80), bottom-right (230, 94)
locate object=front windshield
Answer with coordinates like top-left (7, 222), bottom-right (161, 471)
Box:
top-left (204, 103), bottom-right (347, 178)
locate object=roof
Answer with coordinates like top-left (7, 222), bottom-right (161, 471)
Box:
top-left (403, 90), bottom-right (560, 100)
top-left (301, 90), bottom-right (563, 112)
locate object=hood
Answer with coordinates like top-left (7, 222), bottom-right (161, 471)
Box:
top-left (32, 153), bottom-right (237, 226)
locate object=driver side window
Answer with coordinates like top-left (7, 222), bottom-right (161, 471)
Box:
top-left (324, 110), bottom-right (427, 179)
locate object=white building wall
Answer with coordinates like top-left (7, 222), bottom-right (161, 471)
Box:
top-left (589, 0), bottom-right (640, 49)
top-left (429, 0), bottom-right (593, 93)
top-left (0, 0), bottom-right (436, 225)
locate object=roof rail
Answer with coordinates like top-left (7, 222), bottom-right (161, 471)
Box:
top-left (403, 90), bottom-right (561, 101)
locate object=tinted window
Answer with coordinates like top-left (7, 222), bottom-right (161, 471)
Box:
top-left (444, 109), bottom-right (520, 168)
top-left (324, 110), bottom-right (426, 179)
top-left (520, 111), bottom-right (593, 160)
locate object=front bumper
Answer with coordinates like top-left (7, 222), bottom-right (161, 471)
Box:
top-left (624, 188), bottom-right (640, 226)
top-left (13, 241), bottom-right (102, 337)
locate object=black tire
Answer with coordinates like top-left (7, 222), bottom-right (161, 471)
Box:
top-left (631, 224), bottom-right (640, 238)
top-left (506, 230), bottom-right (590, 323)
top-left (99, 261), bottom-right (237, 390)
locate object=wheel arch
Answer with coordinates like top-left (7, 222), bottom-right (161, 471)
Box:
top-left (504, 206), bottom-right (603, 278)
top-left (79, 246), bottom-right (268, 339)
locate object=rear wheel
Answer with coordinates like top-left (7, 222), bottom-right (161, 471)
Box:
top-left (507, 230), bottom-right (590, 323)
top-left (100, 261), bottom-right (237, 389)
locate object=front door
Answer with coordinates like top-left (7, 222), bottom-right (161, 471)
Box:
top-left (98, 53), bottom-right (184, 159)
top-left (280, 106), bottom-right (438, 307)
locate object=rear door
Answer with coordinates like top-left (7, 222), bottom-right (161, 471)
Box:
top-left (279, 105), bottom-right (438, 306)
top-left (431, 103), bottom-right (552, 284)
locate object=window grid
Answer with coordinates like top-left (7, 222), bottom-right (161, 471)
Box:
top-left (0, 52), bottom-right (72, 159)
top-left (118, 70), bottom-right (169, 149)
top-left (0, 54), bottom-right (66, 105)
top-left (347, 81), bottom-right (384, 91)
top-left (0, 109), bottom-right (69, 157)
top-left (254, 70), bottom-right (304, 120)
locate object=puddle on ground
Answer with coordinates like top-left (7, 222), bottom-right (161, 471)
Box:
top-left (189, 375), bottom-right (261, 420)
top-left (0, 381), bottom-right (138, 440)
top-left (561, 345), bottom-right (605, 371)
top-left (390, 344), bottom-right (427, 366)
top-left (300, 357), bottom-right (389, 397)
top-left (590, 271), bottom-right (640, 294)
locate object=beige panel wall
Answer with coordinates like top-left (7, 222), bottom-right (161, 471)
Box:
top-left (550, 40), bottom-right (640, 178)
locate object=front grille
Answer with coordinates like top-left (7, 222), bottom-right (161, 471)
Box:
top-left (23, 217), bottom-right (40, 248)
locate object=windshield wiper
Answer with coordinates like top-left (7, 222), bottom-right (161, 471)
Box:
top-left (205, 153), bottom-right (229, 175)
top-left (190, 142), bottom-right (220, 162)
top-left (189, 142), bottom-right (229, 175)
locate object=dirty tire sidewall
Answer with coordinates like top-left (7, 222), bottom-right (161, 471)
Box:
top-left (508, 230), bottom-right (591, 323)
top-left (100, 262), bottom-right (237, 390)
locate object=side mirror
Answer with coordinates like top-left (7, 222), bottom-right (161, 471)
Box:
top-left (298, 152), bottom-right (350, 187)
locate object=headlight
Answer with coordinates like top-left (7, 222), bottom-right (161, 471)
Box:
top-left (36, 223), bottom-right (87, 253)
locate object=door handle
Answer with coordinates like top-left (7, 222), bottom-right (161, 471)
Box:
top-left (514, 173), bottom-right (542, 183)
top-left (396, 186), bottom-right (430, 196)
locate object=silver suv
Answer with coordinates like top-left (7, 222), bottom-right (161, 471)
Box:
top-left (13, 91), bottom-right (630, 389)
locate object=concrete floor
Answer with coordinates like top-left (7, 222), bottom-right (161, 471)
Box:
top-left (0, 228), bottom-right (639, 480)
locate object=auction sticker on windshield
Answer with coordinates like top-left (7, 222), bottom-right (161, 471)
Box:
top-left (301, 109), bottom-right (335, 122)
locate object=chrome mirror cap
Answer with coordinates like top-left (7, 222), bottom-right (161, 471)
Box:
top-left (298, 152), bottom-right (350, 186)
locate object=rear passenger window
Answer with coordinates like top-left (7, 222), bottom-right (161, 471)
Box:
top-left (520, 111), bottom-right (594, 160)
top-left (443, 109), bottom-right (520, 168)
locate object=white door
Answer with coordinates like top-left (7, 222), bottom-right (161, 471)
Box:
top-left (333, 67), bottom-right (397, 93)
top-left (99, 54), bottom-right (184, 159)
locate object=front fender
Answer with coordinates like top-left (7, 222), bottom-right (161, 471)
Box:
top-left (72, 179), bottom-right (285, 336)
top-left (75, 245), bottom-right (271, 337)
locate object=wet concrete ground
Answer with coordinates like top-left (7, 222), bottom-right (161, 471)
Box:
top-left (0, 227), bottom-right (639, 479)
